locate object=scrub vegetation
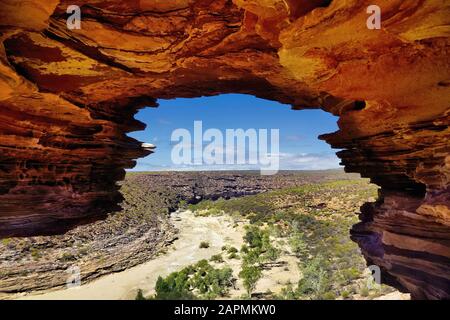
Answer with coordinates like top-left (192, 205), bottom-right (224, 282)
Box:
top-left (138, 179), bottom-right (396, 300)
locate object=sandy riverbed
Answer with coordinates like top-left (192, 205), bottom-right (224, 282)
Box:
top-left (17, 210), bottom-right (244, 300)
top-left (13, 208), bottom-right (409, 300)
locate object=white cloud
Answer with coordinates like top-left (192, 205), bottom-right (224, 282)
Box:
top-left (130, 152), bottom-right (342, 172)
top-left (278, 152), bottom-right (342, 170)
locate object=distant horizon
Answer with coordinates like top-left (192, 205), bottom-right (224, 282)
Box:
top-left (128, 94), bottom-right (343, 172)
top-left (127, 168), bottom-right (345, 173)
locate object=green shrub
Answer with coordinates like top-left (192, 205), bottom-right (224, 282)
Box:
top-left (341, 267), bottom-right (361, 284)
top-left (341, 290), bottom-right (350, 299)
top-left (210, 254), bottom-right (224, 263)
top-left (322, 291), bottom-right (336, 300)
top-left (154, 274), bottom-right (196, 300)
top-left (297, 255), bottom-right (331, 299)
top-left (59, 252), bottom-right (76, 262)
top-left (359, 285), bottom-right (369, 297)
top-left (239, 264), bottom-right (262, 295)
top-left (227, 246), bottom-right (238, 254)
top-left (30, 248), bottom-right (41, 260)
top-left (240, 244), bottom-right (249, 254)
top-left (263, 246), bottom-right (280, 262)
top-left (289, 232), bottom-right (308, 258)
top-left (228, 252), bottom-right (239, 260)
top-left (244, 226), bottom-right (264, 248)
top-left (135, 289), bottom-right (146, 300)
top-left (242, 248), bottom-right (262, 265)
top-left (199, 241), bottom-right (210, 249)
top-left (151, 260), bottom-right (233, 300)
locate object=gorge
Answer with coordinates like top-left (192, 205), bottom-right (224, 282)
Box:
top-left (0, 0), bottom-right (449, 299)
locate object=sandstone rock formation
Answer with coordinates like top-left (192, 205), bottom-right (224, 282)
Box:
top-left (0, 0), bottom-right (448, 299)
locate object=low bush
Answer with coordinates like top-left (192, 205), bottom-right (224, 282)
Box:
top-left (199, 241), bottom-right (210, 249)
top-left (227, 246), bottom-right (238, 254)
top-left (149, 260), bottom-right (233, 300)
top-left (210, 254), bottom-right (224, 263)
top-left (228, 252), bottom-right (239, 260)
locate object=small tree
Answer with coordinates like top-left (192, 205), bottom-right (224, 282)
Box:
top-left (297, 255), bottom-right (331, 299)
top-left (289, 232), bottom-right (308, 258)
top-left (244, 226), bottom-right (263, 248)
top-left (239, 264), bottom-right (262, 296)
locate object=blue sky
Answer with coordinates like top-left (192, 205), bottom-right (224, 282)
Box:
top-left (128, 94), bottom-right (342, 171)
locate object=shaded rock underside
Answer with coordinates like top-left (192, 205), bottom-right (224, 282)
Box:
top-left (0, 0), bottom-right (449, 299)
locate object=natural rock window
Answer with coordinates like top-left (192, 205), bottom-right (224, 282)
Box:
top-left (0, 0), bottom-right (448, 299)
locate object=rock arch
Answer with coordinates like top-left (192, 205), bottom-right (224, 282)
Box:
top-left (0, 0), bottom-right (449, 299)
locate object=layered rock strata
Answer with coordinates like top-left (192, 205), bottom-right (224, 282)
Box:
top-left (0, 0), bottom-right (449, 299)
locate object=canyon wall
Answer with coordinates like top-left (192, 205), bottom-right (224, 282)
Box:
top-left (0, 0), bottom-right (449, 299)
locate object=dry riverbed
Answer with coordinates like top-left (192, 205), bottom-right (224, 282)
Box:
top-left (15, 209), bottom-right (305, 300)
top-left (3, 173), bottom-right (410, 300)
top-left (16, 210), bottom-right (245, 300)
top-left (0, 171), bottom-right (364, 298)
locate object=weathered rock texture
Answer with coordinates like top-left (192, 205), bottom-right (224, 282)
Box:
top-left (0, 0), bottom-right (449, 299)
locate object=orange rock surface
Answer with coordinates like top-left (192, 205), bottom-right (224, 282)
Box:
top-left (0, 0), bottom-right (449, 299)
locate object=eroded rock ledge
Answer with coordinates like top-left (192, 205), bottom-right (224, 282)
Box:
top-left (0, 0), bottom-right (449, 299)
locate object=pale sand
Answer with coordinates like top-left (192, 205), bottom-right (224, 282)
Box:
top-left (373, 292), bottom-right (411, 300)
top-left (17, 210), bottom-right (244, 300)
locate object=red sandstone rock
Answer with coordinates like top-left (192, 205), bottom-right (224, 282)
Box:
top-left (0, 0), bottom-right (449, 299)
